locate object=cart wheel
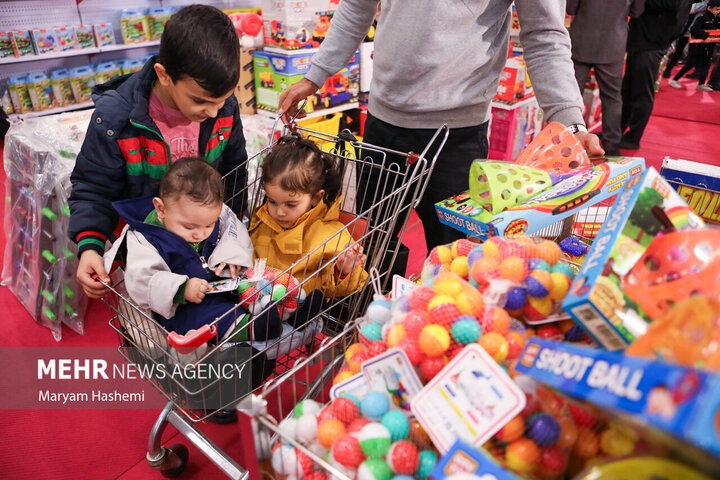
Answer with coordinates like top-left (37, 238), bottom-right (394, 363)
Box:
top-left (160, 444), bottom-right (189, 478)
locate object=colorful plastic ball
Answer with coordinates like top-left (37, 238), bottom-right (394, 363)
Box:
top-left (527, 413), bottom-right (560, 447)
top-left (348, 417), bottom-right (371, 434)
top-left (418, 325), bottom-right (450, 356)
top-left (391, 476), bottom-right (414, 480)
top-left (318, 419), bottom-right (346, 449)
top-left (600, 428), bottom-right (636, 457)
top-left (567, 403), bottom-right (597, 428)
top-left (409, 421), bottom-right (432, 449)
top-left (358, 458), bottom-right (392, 480)
top-left (451, 317), bottom-right (482, 344)
top-left (485, 307), bottom-right (512, 334)
top-left (361, 391), bottom-right (391, 420)
top-left (271, 443), bottom-right (313, 478)
top-left (451, 239), bottom-right (475, 258)
top-left (555, 415), bottom-right (579, 449)
top-left (471, 257), bottom-right (500, 282)
top-left (429, 245), bottom-right (453, 265)
top-left (429, 302), bottom-right (461, 329)
top-left (527, 258), bottom-right (550, 272)
top-left (334, 369), bottom-right (354, 385)
top-left (340, 392), bottom-right (361, 408)
top-left (564, 325), bottom-right (588, 342)
top-left (450, 256), bottom-right (469, 278)
top-left (455, 290), bottom-right (484, 317)
top-left (278, 417), bottom-right (298, 440)
top-left (479, 332), bottom-right (509, 363)
top-left (513, 236), bottom-right (537, 257)
top-left (536, 324), bottom-right (563, 341)
top-left (333, 397), bottom-right (360, 425)
top-left (573, 427), bottom-right (600, 459)
top-left (270, 284), bottom-right (287, 302)
top-left (505, 438), bottom-right (540, 473)
top-left (433, 276), bottom-right (463, 297)
top-left (240, 287), bottom-right (259, 306)
top-left (535, 387), bottom-right (566, 417)
top-left (403, 311), bottom-right (428, 338)
top-left (349, 351), bottom-right (371, 374)
top-left (505, 287), bottom-right (527, 311)
top-left (499, 256), bottom-right (528, 283)
top-left (420, 355), bottom-right (448, 381)
top-left (397, 336), bottom-right (424, 365)
top-left (386, 324), bottom-right (407, 348)
top-left (345, 343), bottom-right (366, 365)
top-left (294, 399), bottom-right (321, 418)
top-left (549, 272), bottom-right (571, 300)
top-left (408, 287), bottom-right (435, 312)
top-left (536, 240), bottom-right (562, 266)
top-left (381, 410), bottom-right (410, 442)
top-left (361, 323), bottom-right (383, 342)
top-left (367, 340), bottom-right (388, 357)
top-left (427, 294), bottom-right (455, 312)
top-left (415, 450), bottom-right (438, 480)
top-left (526, 270), bottom-right (553, 297)
top-left (483, 240), bottom-right (502, 258)
top-left (317, 404), bottom-right (338, 424)
top-left (237, 279), bottom-right (253, 293)
top-left (386, 441), bottom-right (419, 475)
top-left (467, 246), bottom-right (484, 265)
top-left (358, 422), bottom-right (392, 458)
top-left (495, 415), bottom-right (525, 443)
top-left (367, 298), bottom-right (391, 324)
top-left (297, 413), bottom-right (319, 443)
top-left (538, 446), bottom-right (568, 478)
top-left (525, 296), bottom-right (553, 322)
top-left (305, 471), bottom-right (328, 480)
top-left (505, 330), bottom-right (527, 360)
top-left (551, 262), bottom-right (575, 278)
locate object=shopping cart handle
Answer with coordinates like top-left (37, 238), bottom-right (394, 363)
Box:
top-left (167, 325), bottom-right (216, 354)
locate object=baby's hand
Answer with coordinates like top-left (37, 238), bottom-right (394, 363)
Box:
top-left (214, 263), bottom-right (242, 279)
top-left (185, 278), bottom-right (210, 303)
top-left (336, 243), bottom-right (367, 277)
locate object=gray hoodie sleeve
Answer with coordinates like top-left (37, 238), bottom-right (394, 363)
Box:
top-left (515, 0), bottom-right (586, 126)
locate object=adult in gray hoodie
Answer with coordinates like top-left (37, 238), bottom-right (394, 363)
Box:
top-left (279, 0), bottom-right (603, 276)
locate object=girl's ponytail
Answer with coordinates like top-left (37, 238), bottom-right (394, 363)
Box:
top-left (321, 152), bottom-right (343, 204)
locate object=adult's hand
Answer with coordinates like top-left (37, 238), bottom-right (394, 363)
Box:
top-left (575, 131), bottom-right (605, 157)
top-left (77, 250), bottom-right (110, 298)
top-left (278, 78), bottom-right (321, 125)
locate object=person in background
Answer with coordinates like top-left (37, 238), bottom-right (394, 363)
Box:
top-left (668, 0), bottom-right (720, 91)
top-left (621, 0), bottom-right (693, 150)
top-left (568, 0), bottom-right (646, 156)
top-left (663, 1), bottom-right (709, 79)
top-left (278, 0), bottom-right (603, 278)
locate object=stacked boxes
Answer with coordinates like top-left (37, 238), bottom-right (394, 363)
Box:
top-left (488, 96), bottom-right (543, 162)
top-left (261, 0), bottom-right (336, 49)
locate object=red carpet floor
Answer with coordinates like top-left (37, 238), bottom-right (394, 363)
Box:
top-left (1, 76), bottom-right (719, 479)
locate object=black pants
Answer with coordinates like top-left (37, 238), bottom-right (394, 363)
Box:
top-left (573, 59), bottom-right (624, 154)
top-left (621, 48), bottom-right (666, 145)
top-left (663, 35), bottom-right (690, 77)
top-left (673, 50), bottom-right (713, 85)
top-left (358, 113), bottom-right (489, 277)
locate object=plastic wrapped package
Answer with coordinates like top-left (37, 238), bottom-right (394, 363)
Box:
top-left (2, 112), bottom-right (91, 340)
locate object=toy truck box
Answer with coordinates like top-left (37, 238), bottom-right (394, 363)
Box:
top-left (435, 157), bottom-right (645, 240)
top-left (516, 338), bottom-right (720, 460)
top-left (261, 0), bottom-right (336, 50)
top-left (253, 47), bottom-right (358, 113)
top-left (661, 157), bottom-right (720, 225)
top-left (562, 167), bottom-right (705, 351)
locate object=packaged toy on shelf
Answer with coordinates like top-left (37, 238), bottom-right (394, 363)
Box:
top-left (68, 66), bottom-right (96, 103)
top-left (54, 27), bottom-right (77, 51)
top-left (7, 75), bottom-right (33, 114)
top-left (147, 7), bottom-right (175, 41)
top-left (226, 9), bottom-right (264, 48)
top-left (488, 96), bottom-right (543, 162)
top-left (30, 28), bottom-right (58, 54)
top-left (119, 9), bottom-right (150, 44)
top-left (261, 0), bottom-right (337, 50)
top-left (0, 31), bottom-right (13, 58)
top-left (93, 61), bottom-right (122, 85)
top-left (92, 23), bottom-right (115, 47)
top-left (495, 56), bottom-right (533, 102)
top-left (120, 58), bottom-right (144, 75)
top-left (563, 167), bottom-right (706, 351)
top-left (50, 69), bottom-right (74, 107)
top-left (75, 25), bottom-right (95, 49)
top-left (11, 30), bottom-right (34, 56)
top-left (26, 72), bottom-right (53, 111)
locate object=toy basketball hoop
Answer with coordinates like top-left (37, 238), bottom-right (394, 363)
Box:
top-left (515, 122), bottom-right (591, 175)
top-left (468, 160), bottom-right (552, 214)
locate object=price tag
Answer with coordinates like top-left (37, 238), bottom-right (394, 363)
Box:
top-left (391, 274), bottom-right (418, 299)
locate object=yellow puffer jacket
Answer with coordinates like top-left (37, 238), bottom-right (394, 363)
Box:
top-left (249, 197), bottom-right (368, 298)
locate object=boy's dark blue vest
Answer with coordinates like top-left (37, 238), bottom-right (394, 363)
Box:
top-left (113, 196), bottom-right (244, 337)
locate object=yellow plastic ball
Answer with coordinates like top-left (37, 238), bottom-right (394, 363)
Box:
top-left (419, 324), bottom-right (451, 356)
top-left (427, 294), bottom-right (455, 311)
top-left (483, 241), bottom-right (501, 258)
top-left (386, 323), bottom-right (407, 348)
top-left (436, 245), bottom-right (452, 264)
top-left (451, 257), bottom-right (470, 278)
top-left (344, 343), bottom-right (365, 364)
top-left (456, 290), bottom-right (484, 317)
top-left (434, 279), bottom-right (463, 298)
top-left (549, 272), bottom-right (571, 300)
top-left (536, 241), bottom-right (562, 266)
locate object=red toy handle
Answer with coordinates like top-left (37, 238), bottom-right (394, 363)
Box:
top-left (167, 325), bottom-right (217, 354)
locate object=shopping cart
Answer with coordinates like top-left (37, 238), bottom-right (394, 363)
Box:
top-left (102, 118), bottom-right (450, 478)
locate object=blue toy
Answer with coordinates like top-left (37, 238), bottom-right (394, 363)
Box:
top-left (381, 410), bottom-right (410, 442)
top-left (361, 391), bottom-right (390, 420)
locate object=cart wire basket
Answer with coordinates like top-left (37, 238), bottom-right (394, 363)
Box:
top-left (102, 117), bottom-right (450, 478)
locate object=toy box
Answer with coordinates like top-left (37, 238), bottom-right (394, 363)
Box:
top-left (147, 7), bottom-right (175, 41)
top-left (50, 69), bottom-right (73, 107)
top-left (75, 25), bottom-right (95, 48)
top-left (7, 75), bottom-right (33, 113)
top-left (235, 48), bottom-right (259, 114)
top-left (431, 439), bottom-right (521, 480)
top-left (253, 47), bottom-right (358, 113)
top-left (68, 66), bottom-right (96, 103)
top-left (93, 24), bottom-right (115, 47)
top-left (119, 8), bottom-right (150, 44)
top-left (11, 30), bottom-right (34, 56)
top-left (359, 41), bottom-right (373, 93)
top-left (582, 86), bottom-right (602, 133)
top-left (120, 58), bottom-right (144, 75)
top-left (54, 27), bottom-right (77, 51)
top-left (93, 61), bottom-right (122, 85)
top-left (661, 157), bottom-right (720, 225)
top-left (31, 29), bottom-right (58, 54)
top-left (26, 72), bottom-right (53, 111)
top-left (516, 338), bottom-right (720, 459)
top-left (562, 167), bottom-right (705, 351)
top-left (0, 31), bottom-right (13, 58)
top-left (488, 96), bottom-right (543, 162)
top-left (495, 56), bottom-right (533, 102)
top-left (261, 0), bottom-right (336, 49)
top-left (435, 157), bottom-right (645, 240)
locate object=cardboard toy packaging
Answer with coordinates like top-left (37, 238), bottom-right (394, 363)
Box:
top-left (31, 29), bottom-right (58, 54)
top-left (495, 56), bottom-right (533, 102)
top-left (563, 167), bottom-right (705, 351)
top-left (11, 30), bottom-right (34, 56)
top-left (74, 25), bottom-right (95, 49)
top-left (488, 96), bottom-right (543, 162)
top-left (235, 48), bottom-right (258, 114)
top-left (0, 31), bottom-right (14, 58)
top-left (661, 157), bottom-right (720, 225)
top-left (54, 27), bottom-right (77, 51)
top-left (261, 0), bottom-right (336, 50)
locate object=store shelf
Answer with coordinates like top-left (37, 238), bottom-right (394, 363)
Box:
top-left (9, 101), bottom-right (93, 120)
top-left (0, 41), bottom-right (159, 65)
top-left (256, 102), bottom-right (358, 121)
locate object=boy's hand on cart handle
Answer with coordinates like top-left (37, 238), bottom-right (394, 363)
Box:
top-left (278, 78), bottom-right (320, 125)
top-left (77, 250), bottom-right (110, 298)
top-left (214, 262), bottom-right (240, 279)
top-left (575, 131), bottom-right (605, 157)
top-left (186, 278), bottom-right (210, 303)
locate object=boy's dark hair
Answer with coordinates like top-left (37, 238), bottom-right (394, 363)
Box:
top-left (709, 0), bottom-right (720, 8)
top-left (261, 133), bottom-right (342, 204)
top-left (159, 157), bottom-right (225, 205)
top-left (158, 5), bottom-right (240, 97)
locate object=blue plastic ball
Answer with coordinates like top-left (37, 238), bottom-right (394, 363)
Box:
top-left (257, 279), bottom-right (272, 294)
top-left (526, 275), bottom-right (551, 297)
top-left (415, 450), bottom-right (438, 480)
top-left (528, 413), bottom-right (560, 447)
top-left (451, 317), bottom-right (482, 344)
top-left (505, 287), bottom-right (527, 310)
top-left (467, 246), bottom-right (484, 265)
top-left (551, 262), bottom-right (575, 278)
top-left (361, 323), bottom-right (383, 342)
top-left (381, 410), bottom-right (410, 442)
top-left (361, 391), bottom-right (390, 420)
top-left (527, 258), bottom-right (550, 272)
top-left (564, 325), bottom-right (587, 342)
top-left (392, 476), bottom-right (415, 480)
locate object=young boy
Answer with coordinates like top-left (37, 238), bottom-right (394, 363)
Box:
top-left (668, 0), bottom-right (720, 91)
top-left (69, 5), bottom-right (247, 299)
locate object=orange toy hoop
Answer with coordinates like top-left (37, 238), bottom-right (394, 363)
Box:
top-left (515, 122), bottom-right (591, 175)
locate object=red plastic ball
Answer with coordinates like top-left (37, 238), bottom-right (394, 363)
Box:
top-left (505, 331), bottom-right (526, 360)
top-left (420, 355), bottom-right (447, 381)
top-left (567, 403), bottom-right (597, 428)
top-left (408, 287), bottom-right (435, 312)
top-left (386, 440), bottom-right (419, 475)
top-left (429, 303), bottom-right (461, 329)
top-left (332, 397), bottom-right (360, 425)
top-left (538, 446), bottom-right (568, 478)
top-left (240, 287), bottom-right (259, 306)
top-left (317, 405), bottom-right (337, 424)
top-left (366, 340), bottom-right (388, 357)
top-left (403, 311), bottom-right (428, 338)
top-left (347, 417), bottom-right (371, 434)
top-left (331, 434), bottom-right (365, 468)
top-left (536, 324), bottom-right (563, 341)
top-left (397, 337), bottom-right (424, 365)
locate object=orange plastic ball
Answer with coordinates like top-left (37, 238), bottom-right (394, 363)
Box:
top-left (505, 331), bottom-right (527, 360)
top-left (536, 241), bottom-right (562, 266)
top-left (345, 343), bottom-right (366, 365)
top-left (479, 332), bottom-right (509, 363)
top-left (496, 415), bottom-right (525, 443)
top-left (471, 257), bottom-right (500, 283)
top-left (419, 324), bottom-right (451, 356)
top-left (499, 256), bottom-right (528, 283)
top-left (555, 416), bottom-right (579, 449)
top-left (409, 420), bottom-right (432, 449)
top-left (482, 307), bottom-right (510, 334)
top-left (514, 236), bottom-right (537, 258)
top-left (456, 290), bottom-right (485, 317)
top-left (386, 324), bottom-right (407, 348)
top-left (536, 387), bottom-right (566, 417)
top-left (573, 427), bottom-right (600, 459)
top-left (318, 419), bottom-right (346, 448)
top-left (506, 438), bottom-right (540, 473)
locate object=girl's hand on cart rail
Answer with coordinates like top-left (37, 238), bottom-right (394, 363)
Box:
top-left (335, 243), bottom-right (367, 278)
top-left (278, 78), bottom-right (320, 125)
top-left (185, 278), bottom-right (210, 303)
top-left (213, 262), bottom-right (241, 280)
top-left (78, 250), bottom-right (110, 298)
